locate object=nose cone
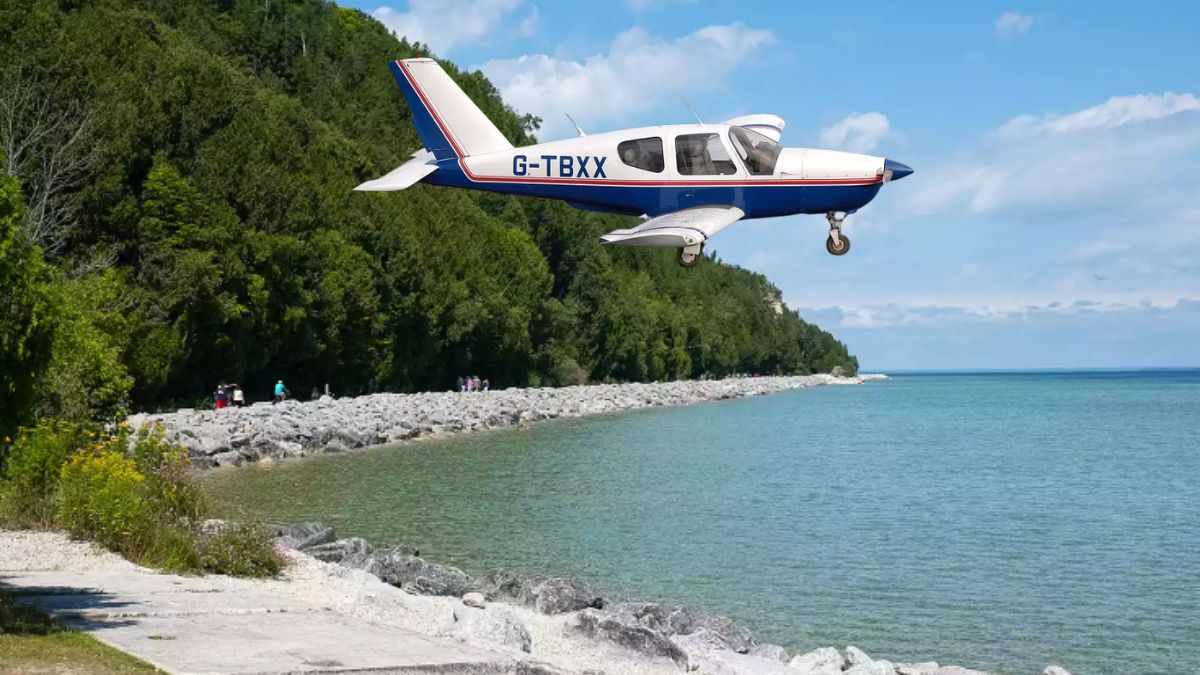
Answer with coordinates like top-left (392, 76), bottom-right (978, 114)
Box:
top-left (884, 159), bottom-right (914, 182)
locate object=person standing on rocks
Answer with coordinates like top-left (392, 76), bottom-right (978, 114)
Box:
top-left (273, 380), bottom-right (289, 404)
top-left (457, 375), bottom-right (464, 392)
top-left (232, 384), bottom-right (245, 407)
top-left (214, 384), bottom-right (227, 410)
top-left (482, 378), bottom-right (490, 391)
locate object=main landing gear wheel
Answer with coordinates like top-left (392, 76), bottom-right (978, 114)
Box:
top-left (678, 243), bottom-right (704, 268)
top-left (825, 211), bottom-right (851, 257)
top-left (826, 232), bottom-right (851, 256)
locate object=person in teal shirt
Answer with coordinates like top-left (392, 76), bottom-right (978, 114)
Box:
top-left (273, 380), bottom-right (288, 404)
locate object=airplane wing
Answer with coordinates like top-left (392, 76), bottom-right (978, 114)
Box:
top-left (354, 149), bottom-right (438, 192)
top-left (600, 206), bottom-right (745, 249)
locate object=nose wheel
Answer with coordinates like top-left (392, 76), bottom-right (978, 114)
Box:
top-left (825, 211), bottom-right (851, 256)
top-left (678, 242), bottom-right (703, 268)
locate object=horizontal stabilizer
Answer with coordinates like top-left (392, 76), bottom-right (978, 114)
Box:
top-left (601, 206), bottom-right (745, 248)
top-left (354, 149), bottom-right (438, 192)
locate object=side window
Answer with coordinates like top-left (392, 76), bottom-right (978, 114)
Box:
top-left (617, 137), bottom-right (665, 173)
top-left (675, 133), bottom-right (738, 175)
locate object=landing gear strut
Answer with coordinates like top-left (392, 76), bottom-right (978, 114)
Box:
top-left (678, 242), bottom-right (703, 268)
top-left (825, 211), bottom-right (851, 256)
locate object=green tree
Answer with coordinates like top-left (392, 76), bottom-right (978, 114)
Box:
top-left (0, 171), bottom-right (55, 442)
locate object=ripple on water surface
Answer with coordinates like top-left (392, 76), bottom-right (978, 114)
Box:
top-left (203, 371), bottom-right (1200, 675)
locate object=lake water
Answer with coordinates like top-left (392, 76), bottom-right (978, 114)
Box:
top-left (202, 371), bottom-right (1200, 675)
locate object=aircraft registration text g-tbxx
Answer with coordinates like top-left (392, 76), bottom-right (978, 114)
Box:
top-left (356, 58), bottom-right (914, 267)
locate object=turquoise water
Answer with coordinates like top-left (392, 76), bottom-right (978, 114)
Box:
top-left (203, 372), bottom-right (1200, 675)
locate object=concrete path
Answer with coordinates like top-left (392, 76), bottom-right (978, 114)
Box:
top-left (1, 568), bottom-right (528, 674)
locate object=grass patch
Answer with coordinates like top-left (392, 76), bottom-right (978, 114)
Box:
top-left (0, 590), bottom-right (159, 673)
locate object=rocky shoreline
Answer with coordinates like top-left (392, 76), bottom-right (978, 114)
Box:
top-left (269, 521), bottom-right (1073, 675)
top-left (129, 374), bottom-right (887, 469)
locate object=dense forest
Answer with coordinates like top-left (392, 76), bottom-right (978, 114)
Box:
top-left (0, 0), bottom-right (856, 436)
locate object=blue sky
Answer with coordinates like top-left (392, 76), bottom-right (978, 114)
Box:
top-left (342, 0), bottom-right (1200, 370)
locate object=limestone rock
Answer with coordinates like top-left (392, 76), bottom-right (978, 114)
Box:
top-left (896, 663), bottom-right (940, 675)
top-left (788, 646), bottom-right (845, 675)
top-left (304, 537), bottom-right (372, 564)
top-left (846, 645), bottom-right (873, 667)
top-left (749, 643), bottom-right (789, 662)
top-left (462, 592), bottom-right (486, 609)
top-left (528, 577), bottom-right (604, 615)
top-left (846, 660), bottom-right (897, 675)
top-left (607, 602), bottom-right (753, 653)
top-left (274, 522), bottom-right (336, 550)
top-left (453, 606), bottom-right (531, 653)
top-left (574, 608), bottom-right (687, 666)
top-left (362, 549), bottom-right (476, 597)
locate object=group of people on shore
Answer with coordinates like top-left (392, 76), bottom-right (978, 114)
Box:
top-left (457, 375), bottom-right (489, 392)
top-left (213, 383), bottom-right (246, 409)
top-left (212, 380), bottom-right (293, 409)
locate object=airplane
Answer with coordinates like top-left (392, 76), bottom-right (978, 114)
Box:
top-left (356, 58), bottom-right (914, 267)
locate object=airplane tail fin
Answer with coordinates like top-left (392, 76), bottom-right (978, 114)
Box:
top-left (389, 58), bottom-right (513, 161)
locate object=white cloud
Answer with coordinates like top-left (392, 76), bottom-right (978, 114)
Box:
top-left (479, 23), bottom-right (775, 139)
top-left (998, 93), bottom-right (1200, 137)
top-left (994, 11), bottom-right (1034, 38)
top-left (371, 0), bottom-right (527, 55)
top-left (818, 112), bottom-right (891, 153)
top-left (906, 92), bottom-right (1200, 216)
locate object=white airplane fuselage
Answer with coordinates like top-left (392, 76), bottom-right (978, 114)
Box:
top-left (358, 58), bottom-right (913, 265)
top-left (428, 125), bottom-right (900, 219)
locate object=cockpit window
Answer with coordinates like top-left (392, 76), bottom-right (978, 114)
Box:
top-left (617, 137), bottom-right (665, 173)
top-left (675, 133), bottom-right (737, 175)
top-left (729, 126), bottom-right (782, 176)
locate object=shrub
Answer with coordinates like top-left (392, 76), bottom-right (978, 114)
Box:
top-left (130, 425), bottom-right (208, 523)
top-left (2, 418), bottom-right (279, 577)
top-left (199, 522), bottom-right (284, 578)
top-left (0, 422), bottom-right (89, 528)
top-left (56, 450), bottom-right (151, 552)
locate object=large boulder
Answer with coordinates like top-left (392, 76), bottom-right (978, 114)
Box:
top-left (360, 548), bottom-right (478, 596)
top-left (482, 572), bottom-right (603, 614)
top-left (452, 606), bottom-right (532, 653)
top-left (527, 577), bottom-right (604, 614)
top-left (304, 537), bottom-right (372, 564)
top-left (749, 643), bottom-right (789, 662)
top-left (788, 646), bottom-right (845, 675)
top-left (896, 663), bottom-right (940, 675)
top-left (274, 522), bottom-right (336, 550)
top-left (606, 602), bottom-right (754, 653)
top-left (573, 608), bottom-right (687, 666)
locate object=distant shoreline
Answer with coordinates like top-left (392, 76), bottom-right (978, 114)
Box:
top-left (129, 374), bottom-right (888, 470)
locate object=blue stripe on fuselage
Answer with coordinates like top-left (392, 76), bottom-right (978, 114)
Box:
top-left (425, 163), bottom-right (883, 218)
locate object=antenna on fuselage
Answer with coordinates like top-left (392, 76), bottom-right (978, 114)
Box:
top-left (565, 113), bottom-right (587, 137)
top-left (680, 97), bottom-right (704, 126)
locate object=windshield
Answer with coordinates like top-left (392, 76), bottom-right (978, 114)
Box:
top-left (729, 126), bottom-right (782, 176)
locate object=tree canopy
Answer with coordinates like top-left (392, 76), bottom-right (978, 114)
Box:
top-left (0, 0), bottom-right (856, 416)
